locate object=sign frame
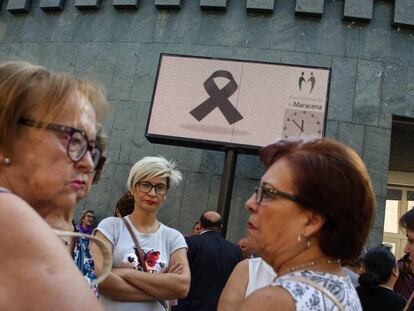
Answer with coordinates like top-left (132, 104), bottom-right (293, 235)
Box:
top-left (145, 53), bottom-right (332, 155)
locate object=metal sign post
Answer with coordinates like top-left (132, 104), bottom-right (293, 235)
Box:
top-left (217, 149), bottom-right (238, 237)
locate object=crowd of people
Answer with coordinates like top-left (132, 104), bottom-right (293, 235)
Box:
top-left (2, 61), bottom-right (414, 311)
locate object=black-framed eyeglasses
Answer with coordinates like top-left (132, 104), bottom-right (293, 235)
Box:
top-left (18, 119), bottom-right (101, 169)
top-left (137, 181), bottom-right (169, 195)
top-left (255, 184), bottom-right (301, 205)
top-left (95, 155), bottom-right (106, 172)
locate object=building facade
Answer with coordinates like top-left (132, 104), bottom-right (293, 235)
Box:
top-left (3, 0), bottom-right (414, 247)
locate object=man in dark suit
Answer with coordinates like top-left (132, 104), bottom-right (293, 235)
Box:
top-left (172, 211), bottom-right (242, 311)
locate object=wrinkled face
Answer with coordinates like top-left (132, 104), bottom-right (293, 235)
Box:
top-left (76, 170), bottom-right (95, 202)
top-left (238, 238), bottom-right (253, 259)
top-left (404, 229), bottom-right (414, 263)
top-left (6, 91), bottom-right (97, 215)
top-left (81, 212), bottom-right (95, 228)
top-left (245, 159), bottom-right (308, 266)
top-left (132, 176), bottom-right (167, 212)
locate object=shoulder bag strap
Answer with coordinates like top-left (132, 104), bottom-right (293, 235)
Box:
top-left (122, 217), bottom-right (148, 272)
top-left (283, 276), bottom-right (345, 311)
top-left (121, 218), bottom-right (168, 311)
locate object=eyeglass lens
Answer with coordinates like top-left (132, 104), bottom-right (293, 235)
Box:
top-left (18, 119), bottom-right (101, 169)
top-left (255, 186), bottom-right (263, 204)
top-left (139, 182), bottom-right (168, 195)
top-left (67, 131), bottom-right (101, 168)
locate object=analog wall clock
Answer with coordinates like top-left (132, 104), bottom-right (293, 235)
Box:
top-left (282, 109), bottom-right (324, 139)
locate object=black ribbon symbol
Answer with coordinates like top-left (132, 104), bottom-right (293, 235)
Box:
top-left (190, 70), bottom-right (243, 125)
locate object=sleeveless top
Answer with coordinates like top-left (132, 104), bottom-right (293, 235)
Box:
top-left (0, 187), bottom-right (99, 297)
top-left (272, 270), bottom-right (362, 310)
top-left (246, 257), bottom-right (276, 297)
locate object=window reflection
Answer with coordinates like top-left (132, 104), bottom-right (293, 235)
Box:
top-left (384, 189), bottom-right (402, 234)
top-left (408, 191), bottom-right (414, 211)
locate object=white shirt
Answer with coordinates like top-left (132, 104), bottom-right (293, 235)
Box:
top-left (245, 257), bottom-right (276, 297)
top-left (96, 216), bottom-right (187, 311)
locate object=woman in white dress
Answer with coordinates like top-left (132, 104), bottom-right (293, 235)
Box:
top-left (240, 138), bottom-right (376, 311)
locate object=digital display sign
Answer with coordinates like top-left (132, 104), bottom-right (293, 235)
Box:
top-left (146, 54), bottom-right (331, 154)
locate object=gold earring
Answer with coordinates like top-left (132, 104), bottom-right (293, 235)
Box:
top-left (297, 233), bottom-right (310, 250)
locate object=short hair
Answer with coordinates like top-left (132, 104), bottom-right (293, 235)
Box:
top-left (359, 245), bottom-right (397, 289)
top-left (127, 156), bottom-right (182, 192)
top-left (115, 191), bottom-right (135, 217)
top-left (79, 209), bottom-right (94, 222)
top-left (200, 212), bottom-right (222, 230)
top-left (92, 123), bottom-right (108, 184)
top-left (0, 61), bottom-right (107, 156)
top-left (400, 208), bottom-right (414, 231)
top-left (260, 138), bottom-right (375, 261)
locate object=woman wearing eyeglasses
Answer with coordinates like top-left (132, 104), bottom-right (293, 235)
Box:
top-left (93, 156), bottom-right (190, 311)
top-left (0, 61), bottom-right (106, 309)
top-left (71, 126), bottom-right (108, 298)
top-left (240, 138), bottom-right (375, 311)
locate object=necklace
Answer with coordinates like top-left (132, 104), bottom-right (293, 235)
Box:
top-left (288, 258), bottom-right (340, 272)
top-left (58, 236), bottom-right (70, 246)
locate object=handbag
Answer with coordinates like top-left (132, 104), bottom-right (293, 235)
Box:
top-left (284, 276), bottom-right (345, 311)
top-left (122, 217), bottom-right (168, 311)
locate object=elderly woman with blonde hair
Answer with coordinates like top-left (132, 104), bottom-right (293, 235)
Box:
top-left (93, 156), bottom-right (190, 311)
top-left (0, 61), bottom-right (107, 310)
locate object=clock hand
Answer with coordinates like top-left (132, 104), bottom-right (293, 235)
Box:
top-left (292, 119), bottom-right (304, 132)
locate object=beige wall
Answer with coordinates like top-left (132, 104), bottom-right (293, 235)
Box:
top-left (388, 171), bottom-right (414, 186)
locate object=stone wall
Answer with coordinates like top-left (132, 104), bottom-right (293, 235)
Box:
top-left (3, 0), bottom-right (414, 244)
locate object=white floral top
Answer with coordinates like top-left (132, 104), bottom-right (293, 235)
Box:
top-left (272, 270), bottom-right (362, 311)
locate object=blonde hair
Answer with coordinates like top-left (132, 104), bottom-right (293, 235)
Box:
top-left (127, 156), bottom-right (183, 192)
top-left (0, 61), bottom-right (107, 156)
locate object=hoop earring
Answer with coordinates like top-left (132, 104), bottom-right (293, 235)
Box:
top-left (3, 157), bottom-right (11, 165)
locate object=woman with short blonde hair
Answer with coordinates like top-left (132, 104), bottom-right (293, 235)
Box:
top-left (94, 156), bottom-right (190, 311)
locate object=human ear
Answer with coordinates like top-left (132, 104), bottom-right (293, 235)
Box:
top-left (303, 211), bottom-right (325, 238)
top-left (392, 265), bottom-right (399, 278)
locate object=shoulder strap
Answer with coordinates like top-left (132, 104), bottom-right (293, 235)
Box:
top-left (122, 217), bottom-right (148, 272)
top-left (283, 276), bottom-right (345, 311)
top-left (121, 218), bottom-right (168, 311)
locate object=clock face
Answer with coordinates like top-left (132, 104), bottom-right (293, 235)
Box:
top-left (282, 109), bottom-right (324, 139)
